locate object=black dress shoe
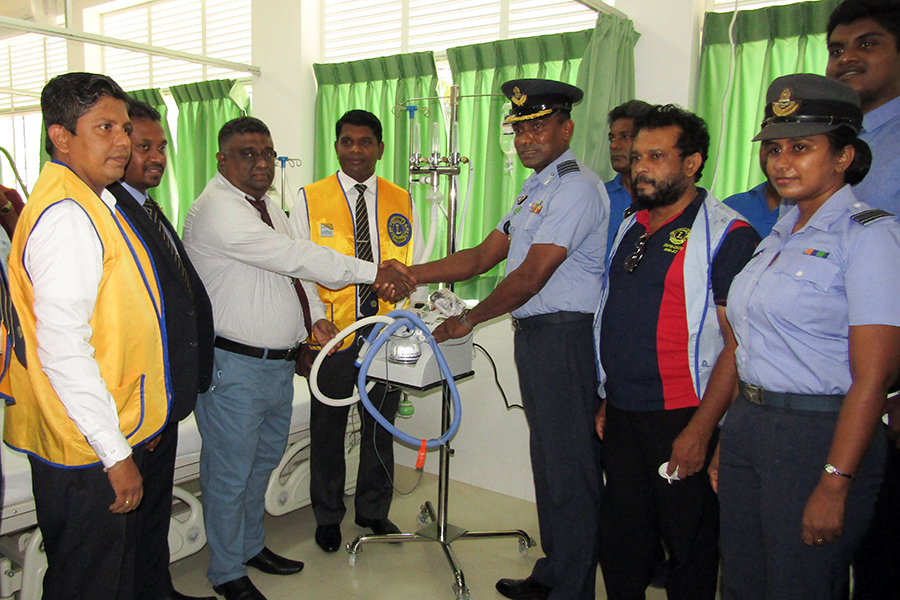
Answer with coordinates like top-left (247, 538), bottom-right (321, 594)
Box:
top-left (244, 547), bottom-right (304, 576)
top-left (315, 524), bottom-right (342, 553)
top-left (495, 577), bottom-right (552, 600)
top-left (354, 516), bottom-right (401, 535)
top-left (161, 591), bottom-right (217, 600)
top-left (211, 576), bottom-right (266, 600)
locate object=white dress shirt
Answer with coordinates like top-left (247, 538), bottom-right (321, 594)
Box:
top-left (25, 191), bottom-right (133, 468)
top-left (293, 170), bottom-right (427, 323)
top-left (183, 171), bottom-right (378, 349)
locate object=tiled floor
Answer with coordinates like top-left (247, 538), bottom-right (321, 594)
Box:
top-left (171, 466), bottom-right (670, 600)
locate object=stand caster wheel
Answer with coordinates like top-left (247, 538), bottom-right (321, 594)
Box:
top-left (417, 509), bottom-right (431, 525)
top-left (518, 539), bottom-right (530, 556)
top-left (348, 553), bottom-right (357, 567)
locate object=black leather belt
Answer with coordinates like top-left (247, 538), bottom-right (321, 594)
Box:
top-left (214, 336), bottom-right (300, 361)
top-left (739, 380), bottom-right (843, 413)
top-left (511, 311), bottom-right (592, 331)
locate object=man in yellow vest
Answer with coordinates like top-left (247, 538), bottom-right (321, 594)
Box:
top-left (294, 110), bottom-right (425, 553)
top-left (2, 72), bottom-right (170, 600)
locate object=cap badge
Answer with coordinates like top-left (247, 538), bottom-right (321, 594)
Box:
top-left (511, 86), bottom-right (527, 107)
top-left (772, 88), bottom-right (801, 117)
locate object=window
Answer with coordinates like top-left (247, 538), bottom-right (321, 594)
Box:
top-left (100, 0), bottom-right (251, 90)
top-left (323, 0), bottom-right (600, 63)
top-left (712, 0), bottom-right (805, 12)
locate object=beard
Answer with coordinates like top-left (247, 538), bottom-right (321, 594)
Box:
top-left (634, 172), bottom-right (688, 209)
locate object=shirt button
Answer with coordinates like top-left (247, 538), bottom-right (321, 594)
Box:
top-left (796, 271), bottom-right (803, 276)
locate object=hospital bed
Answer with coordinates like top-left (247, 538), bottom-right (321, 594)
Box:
top-left (0, 379), bottom-right (361, 600)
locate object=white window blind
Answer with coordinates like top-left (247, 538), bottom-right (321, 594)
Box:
top-left (323, 0), bottom-right (599, 63)
top-left (101, 0), bottom-right (251, 90)
top-left (0, 24), bottom-right (68, 113)
top-left (712, 0), bottom-right (804, 12)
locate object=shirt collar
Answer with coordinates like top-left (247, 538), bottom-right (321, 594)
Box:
top-left (337, 170), bottom-right (378, 194)
top-left (607, 172), bottom-right (625, 191)
top-left (214, 170), bottom-right (270, 205)
top-left (120, 181), bottom-right (150, 203)
top-left (862, 95), bottom-right (900, 135)
top-left (772, 184), bottom-right (859, 236)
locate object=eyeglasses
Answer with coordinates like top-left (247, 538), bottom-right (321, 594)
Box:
top-left (624, 232), bottom-right (650, 273)
top-left (237, 149), bottom-right (277, 163)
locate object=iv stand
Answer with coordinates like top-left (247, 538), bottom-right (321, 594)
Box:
top-left (346, 86), bottom-right (535, 600)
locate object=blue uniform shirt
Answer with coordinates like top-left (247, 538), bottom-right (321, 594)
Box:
top-left (497, 149), bottom-right (608, 319)
top-left (723, 181), bottom-right (779, 237)
top-left (727, 185), bottom-right (900, 395)
top-left (853, 95), bottom-right (900, 214)
top-left (605, 173), bottom-right (633, 258)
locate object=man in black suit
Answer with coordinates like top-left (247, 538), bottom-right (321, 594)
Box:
top-left (108, 99), bottom-right (215, 600)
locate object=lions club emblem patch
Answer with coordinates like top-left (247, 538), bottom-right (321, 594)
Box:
top-left (388, 213), bottom-right (412, 247)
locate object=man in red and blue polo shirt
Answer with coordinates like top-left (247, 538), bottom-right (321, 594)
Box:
top-left (593, 105), bottom-right (759, 600)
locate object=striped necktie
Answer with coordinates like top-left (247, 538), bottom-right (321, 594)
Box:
top-left (143, 197), bottom-right (192, 298)
top-left (354, 183), bottom-right (378, 317)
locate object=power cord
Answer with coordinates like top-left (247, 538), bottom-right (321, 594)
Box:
top-left (473, 342), bottom-right (523, 411)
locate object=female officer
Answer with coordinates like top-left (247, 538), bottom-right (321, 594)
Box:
top-left (713, 73), bottom-right (900, 600)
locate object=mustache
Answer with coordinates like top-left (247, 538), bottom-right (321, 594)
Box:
top-left (142, 162), bottom-right (164, 171)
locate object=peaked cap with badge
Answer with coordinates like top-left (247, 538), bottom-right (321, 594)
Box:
top-left (501, 78), bottom-right (583, 124)
top-left (753, 73), bottom-right (862, 141)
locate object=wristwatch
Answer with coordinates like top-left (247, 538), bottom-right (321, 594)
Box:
top-left (0, 201), bottom-right (13, 215)
top-left (457, 308), bottom-right (474, 329)
top-left (824, 463), bottom-right (853, 480)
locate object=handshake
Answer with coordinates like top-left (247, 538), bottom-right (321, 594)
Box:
top-left (371, 259), bottom-right (418, 303)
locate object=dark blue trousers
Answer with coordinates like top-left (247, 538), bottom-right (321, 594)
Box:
top-left (513, 312), bottom-right (602, 600)
top-left (719, 397), bottom-right (885, 600)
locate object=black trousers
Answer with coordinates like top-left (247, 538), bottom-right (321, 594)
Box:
top-left (309, 344), bottom-right (400, 525)
top-left (134, 421), bottom-right (180, 600)
top-left (852, 429), bottom-right (900, 600)
top-left (513, 313), bottom-right (602, 600)
top-left (31, 449), bottom-right (143, 600)
top-left (599, 403), bottom-right (719, 600)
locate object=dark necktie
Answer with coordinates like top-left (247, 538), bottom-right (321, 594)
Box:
top-left (246, 197), bottom-right (313, 338)
top-left (0, 265), bottom-right (26, 368)
top-left (354, 183), bottom-right (378, 317)
top-left (143, 197), bottom-right (192, 298)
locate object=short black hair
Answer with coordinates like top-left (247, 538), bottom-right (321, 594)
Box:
top-left (126, 99), bottom-right (162, 122)
top-left (218, 116), bottom-right (271, 152)
top-left (827, 0), bottom-right (900, 51)
top-left (633, 104), bottom-right (710, 182)
top-left (607, 99), bottom-right (653, 127)
top-left (41, 72), bottom-right (129, 156)
top-left (336, 110), bottom-right (383, 144)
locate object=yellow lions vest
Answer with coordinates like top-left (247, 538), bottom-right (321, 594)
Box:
top-left (304, 173), bottom-right (414, 350)
top-left (3, 162), bottom-right (170, 467)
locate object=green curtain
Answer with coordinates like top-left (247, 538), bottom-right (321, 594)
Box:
top-left (697, 0), bottom-right (839, 200)
top-left (171, 79), bottom-right (250, 233)
top-left (571, 13), bottom-right (640, 182)
top-left (127, 88), bottom-right (176, 217)
top-left (312, 51), bottom-right (441, 263)
top-left (445, 30), bottom-right (592, 300)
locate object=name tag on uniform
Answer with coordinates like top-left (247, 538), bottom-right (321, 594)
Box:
top-left (320, 224), bottom-right (334, 237)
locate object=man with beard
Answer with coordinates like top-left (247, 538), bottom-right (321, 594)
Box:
top-left (592, 104), bottom-right (759, 600)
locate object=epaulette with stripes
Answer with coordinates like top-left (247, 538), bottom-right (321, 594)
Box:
top-left (851, 208), bottom-right (894, 225)
top-left (556, 159), bottom-right (580, 178)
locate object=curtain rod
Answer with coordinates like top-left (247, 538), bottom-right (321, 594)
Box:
top-left (0, 15), bottom-right (261, 76)
top-left (575, 0), bottom-right (628, 19)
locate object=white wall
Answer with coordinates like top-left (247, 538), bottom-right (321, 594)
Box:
top-left (251, 0), bottom-right (320, 202)
top-left (617, 0), bottom-right (708, 108)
